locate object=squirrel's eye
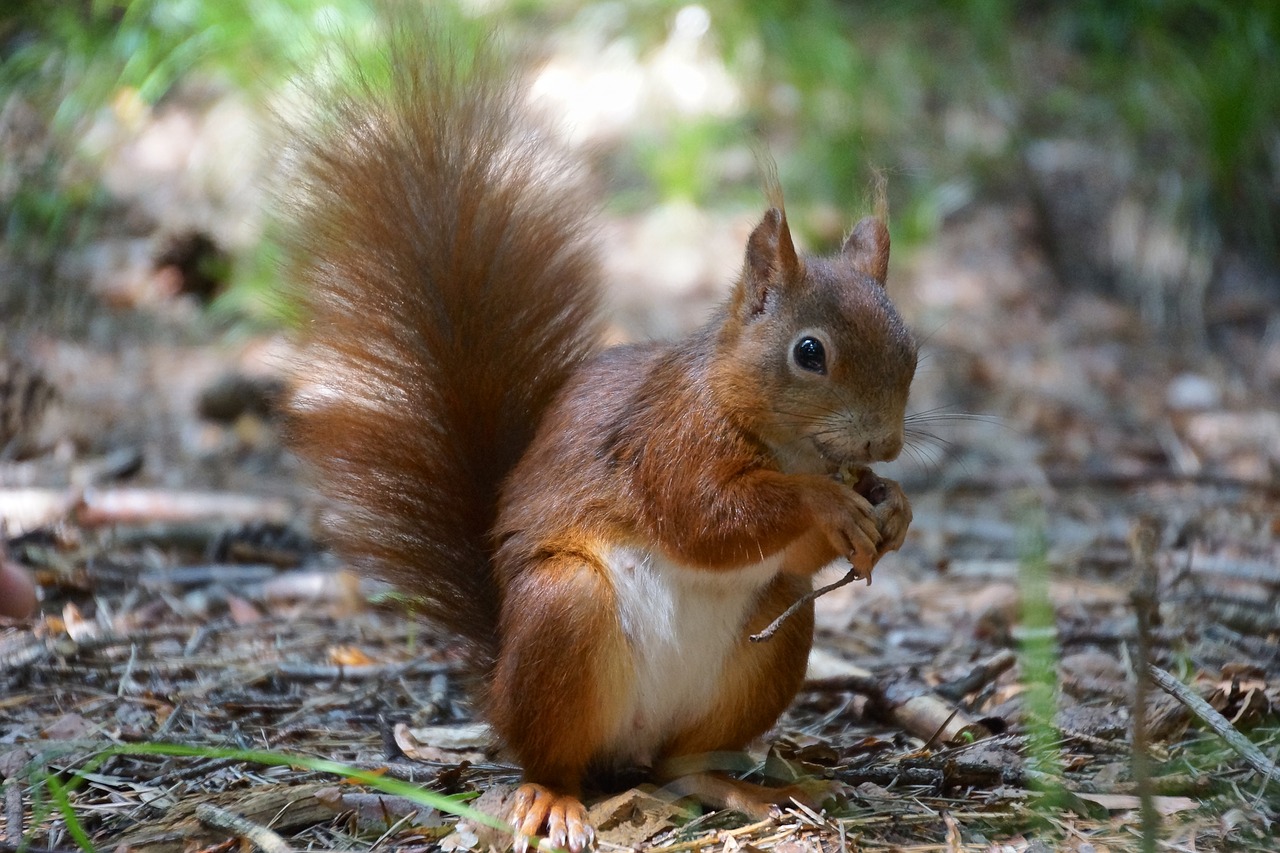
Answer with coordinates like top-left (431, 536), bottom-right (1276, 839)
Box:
top-left (792, 336), bottom-right (826, 374)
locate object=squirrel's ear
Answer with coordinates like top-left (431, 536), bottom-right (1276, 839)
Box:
top-left (841, 216), bottom-right (890, 285)
top-left (737, 207), bottom-right (801, 317)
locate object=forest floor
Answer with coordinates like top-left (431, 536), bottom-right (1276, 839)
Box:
top-left (3, 45), bottom-right (1280, 853)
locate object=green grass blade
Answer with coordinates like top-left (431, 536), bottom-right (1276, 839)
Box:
top-left (43, 772), bottom-right (97, 853)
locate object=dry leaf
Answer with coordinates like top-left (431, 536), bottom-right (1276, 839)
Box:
top-left (1074, 792), bottom-right (1199, 816)
top-left (773, 842), bottom-right (820, 853)
top-left (440, 784), bottom-right (515, 852)
top-left (261, 569), bottom-right (363, 615)
top-left (226, 595), bottom-right (261, 625)
top-left (944, 812), bottom-right (962, 852)
top-left (41, 712), bottom-right (97, 740)
top-left (395, 721), bottom-right (491, 762)
top-left (61, 602), bottom-right (100, 642)
top-left (329, 645), bottom-right (377, 666)
top-left (805, 647), bottom-right (873, 681)
top-left (314, 785), bottom-right (443, 829)
top-left (0, 747), bottom-right (32, 778)
top-left (589, 788), bottom-right (683, 848)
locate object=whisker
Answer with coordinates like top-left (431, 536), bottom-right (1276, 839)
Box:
top-left (905, 428), bottom-right (958, 452)
top-left (904, 403), bottom-right (1006, 429)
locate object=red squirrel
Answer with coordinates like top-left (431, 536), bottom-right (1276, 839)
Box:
top-left (283, 33), bottom-right (916, 852)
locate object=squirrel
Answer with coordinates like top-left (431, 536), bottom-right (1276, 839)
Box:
top-left (283, 31), bottom-right (916, 853)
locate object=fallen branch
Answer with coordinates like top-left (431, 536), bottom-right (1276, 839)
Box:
top-left (1147, 663), bottom-right (1280, 782)
top-left (936, 650), bottom-right (1017, 701)
top-left (195, 802), bottom-right (294, 853)
top-left (1129, 517), bottom-right (1161, 853)
top-left (77, 489), bottom-right (295, 528)
top-left (3, 779), bottom-right (23, 845)
top-left (876, 679), bottom-right (991, 745)
top-left (838, 756), bottom-right (1018, 790)
top-left (0, 487), bottom-right (295, 535)
top-left (805, 651), bottom-right (994, 745)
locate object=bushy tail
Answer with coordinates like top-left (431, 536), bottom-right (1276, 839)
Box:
top-left (281, 31), bottom-right (601, 675)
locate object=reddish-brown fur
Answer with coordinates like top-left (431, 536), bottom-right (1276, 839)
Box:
top-left (284, 32), bottom-right (916, 852)
top-left (282, 35), bottom-right (601, 679)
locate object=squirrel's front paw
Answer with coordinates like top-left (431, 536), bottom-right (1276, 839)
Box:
top-left (833, 468), bottom-right (911, 577)
top-left (510, 783), bottom-right (594, 853)
top-left (863, 475), bottom-right (911, 556)
top-left (805, 481), bottom-right (883, 579)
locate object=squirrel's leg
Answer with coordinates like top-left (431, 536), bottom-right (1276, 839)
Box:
top-left (655, 572), bottom-right (831, 815)
top-left (489, 553), bottom-right (627, 852)
top-left (660, 771), bottom-right (839, 818)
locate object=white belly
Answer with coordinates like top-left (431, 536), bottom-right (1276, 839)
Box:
top-left (601, 546), bottom-right (784, 766)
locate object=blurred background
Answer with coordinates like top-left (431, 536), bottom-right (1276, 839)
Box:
top-left (2, 4), bottom-right (1279, 847)
top-left (1, 0), bottom-right (1277, 559)
top-left (4, 0), bottom-right (1278, 325)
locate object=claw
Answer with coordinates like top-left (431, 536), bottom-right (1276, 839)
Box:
top-left (546, 803), bottom-right (567, 849)
top-left (574, 822), bottom-right (595, 852)
top-left (509, 783), bottom-right (593, 852)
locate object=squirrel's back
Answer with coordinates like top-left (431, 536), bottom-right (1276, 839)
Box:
top-left (281, 33), bottom-right (602, 672)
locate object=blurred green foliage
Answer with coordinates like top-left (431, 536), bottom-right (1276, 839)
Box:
top-left (1, 0), bottom-right (377, 323)
top-left (712, 0), bottom-right (1279, 254)
top-left (2, 0), bottom-right (1276, 326)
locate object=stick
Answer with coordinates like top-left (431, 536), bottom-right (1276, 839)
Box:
top-left (750, 567), bottom-right (861, 643)
top-left (1129, 518), bottom-right (1160, 853)
top-left (3, 779), bottom-right (23, 844)
top-left (195, 802), bottom-right (295, 853)
top-left (936, 649), bottom-right (1017, 700)
top-left (1147, 664), bottom-right (1280, 781)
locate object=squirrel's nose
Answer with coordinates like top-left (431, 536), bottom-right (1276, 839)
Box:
top-left (866, 434), bottom-right (903, 462)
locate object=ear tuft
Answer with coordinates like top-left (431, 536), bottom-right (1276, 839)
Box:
top-left (841, 216), bottom-right (890, 285)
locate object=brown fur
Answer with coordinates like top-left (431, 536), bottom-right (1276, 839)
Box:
top-left (281, 35), bottom-right (601, 676)
top-left (487, 206), bottom-right (915, 794)
top-left (283, 29), bottom-right (916, 849)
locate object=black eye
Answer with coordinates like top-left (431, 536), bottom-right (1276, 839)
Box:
top-left (792, 336), bottom-right (826, 374)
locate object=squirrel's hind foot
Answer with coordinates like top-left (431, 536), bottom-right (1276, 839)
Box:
top-left (510, 783), bottom-right (594, 852)
top-left (662, 771), bottom-right (843, 820)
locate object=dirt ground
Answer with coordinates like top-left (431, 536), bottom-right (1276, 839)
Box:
top-left (2, 48), bottom-right (1280, 853)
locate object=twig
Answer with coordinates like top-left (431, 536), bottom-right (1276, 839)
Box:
top-left (195, 802), bottom-right (294, 853)
top-left (807, 666), bottom-right (990, 745)
top-left (751, 568), bottom-right (861, 643)
top-left (804, 672), bottom-right (881, 695)
top-left (1170, 552), bottom-right (1280, 588)
top-left (920, 708), bottom-right (961, 751)
top-left (647, 817), bottom-right (775, 852)
top-left (1147, 663), bottom-right (1280, 782)
top-left (936, 649), bottom-right (1017, 700)
top-left (1129, 517), bottom-right (1160, 853)
top-left (0, 488), bottom-right (296, 534)
top-left (3, 779), bottom-right (23, 844)
top-left (836, 757), bottom-right (1018, 790)
top-left (1203, 624), bottom-right (1280, 665)
top-left (877, 680), bottom-right (985, 745)
top-left (77, 489), bottom-right (295, 527)
top-left (0, 633), bottom-right (53, 674)
top-left (117, 642), bottom-right (139, 697)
